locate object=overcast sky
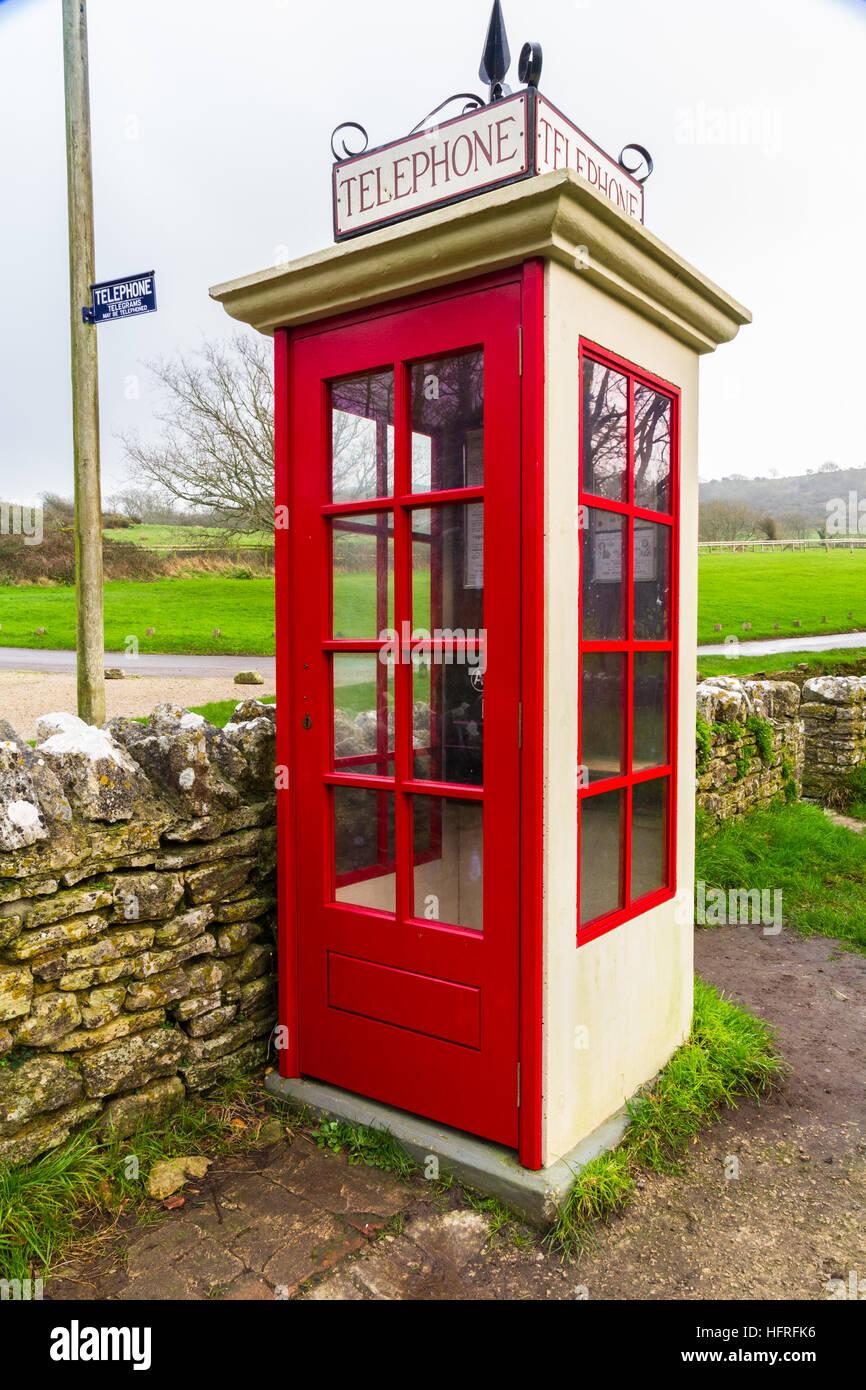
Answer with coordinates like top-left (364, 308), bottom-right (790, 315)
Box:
top-left (1, 0), bottom-right (864, 502)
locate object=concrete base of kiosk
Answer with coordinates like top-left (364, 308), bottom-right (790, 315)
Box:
top-left (264, 1070), bottom-right (631, 1227)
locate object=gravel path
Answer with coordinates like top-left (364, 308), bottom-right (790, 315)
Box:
top-left (0, 671), bottom-right (276, 741)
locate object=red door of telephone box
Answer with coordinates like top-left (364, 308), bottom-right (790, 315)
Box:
top-left (280, 277), bottom-right (525, 1147)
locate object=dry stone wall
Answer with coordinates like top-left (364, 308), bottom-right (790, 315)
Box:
top-left (695, 675), bottom-right (866, 819)
top-left (0, 699), bottom-right (277, 1165)
top-left (800, 676), bottom-right (866, 798)
top-left (696, 677), bottom-right (804, 820)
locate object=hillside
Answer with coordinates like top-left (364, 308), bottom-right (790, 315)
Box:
top-left (699, 466), bottom-right (866, 532)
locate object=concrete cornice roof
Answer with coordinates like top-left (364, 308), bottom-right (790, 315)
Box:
top-left (210, 168), bottom-right (751, 354)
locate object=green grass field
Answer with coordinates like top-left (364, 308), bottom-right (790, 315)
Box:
top-left (1, 546), bottom-right (865, 658)
top-left (698, 550), bottom-right (866, 644)
top-left (0, 570), bottom-right (433, 656)
top-left (0, 577), bottom-right (276, 656)
top-left (102, 524), bottom-right (271, 548)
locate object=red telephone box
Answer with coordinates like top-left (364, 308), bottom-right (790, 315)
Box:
top-left (214, 160), bottom-right (748, 1188)
top-left (283, 272), bottom-right (532, 1153)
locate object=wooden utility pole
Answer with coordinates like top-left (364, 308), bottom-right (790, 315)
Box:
top-left (62, 0), bottom-right (105, 725)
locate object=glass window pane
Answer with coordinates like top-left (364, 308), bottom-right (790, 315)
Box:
top-left (580, 653), bottom-right (625, 784)
top-left (334, 787), bottom-right (395, 913)
top-left (332, 512), bottom-right (393, 638)
top-left (633, 520), bottom-right (671, 640)
top-left (582, 359), bottom-right (627, 501)
top-left (412, 505), bottom-right (484, 636)
top-left (411, 350), bottom-right (483, 493)
top-left (631, 776), bottom-right (669, 902)
top-left (332, 653), bottom-right (394, 773)
top-left (412, 797), bottom-right (483, 931)
top-left (582, 508), bottom-right (626, 641)
top-left (413, 653), bottom-right (483, 787)
top-left (330, 371), bottom-right (394, 502)
top-left (633, 652), bottom-right (670, 771)
top-left (579, 789), bottom-right (625, 926)
top-left (634, 385), bottom-right (672, 514)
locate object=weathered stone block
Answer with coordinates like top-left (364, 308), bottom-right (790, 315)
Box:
top-left (183, 1017), bottom-right (256, 1063)
top-left (5, 911), bottom-right (108, 962)
top-left (240, 974), bottom-right (276, 1016)
top-left (15, 883), bottom-right (113, 929)
top-left (125, 968), bottom-right (190, 1012)
top-left (132, 934), bottom-right (215, 981)
top-left (80, 984), bottom-right (128, 1029)
top-left (179, 1036), bottom-right (269, 1092)
top-left (11, 991), bottom-right (81, 1047)
top-left (152, 904), bottom-right (215, 947)
top-left (54, 1007), bottom-right (165, 1052)
top-left (215, 920), bottom-right (262, 957)
top-left (0, 718), bottom-right (73, 832)
top-left (36, 714), bottom-right (153, 823)
top-left (222, 715), bottom-right (276, 789)
top-left (171, 989), bottom-right (222, 1022)
top-left (97, 1075), bottom-right (184, 1138)
top-left (802, 675), bottom-right (866, 706)
top-left (0, 1097), bottom-right (102, 1165)
top-left (0, 739), bottom-right (53, 851)
top-left (213, 893), bottom-right (275, 924)
top-left (0, 1055), bottom-right (82, 1136)
top-left (80, 1026), bottom-right (184, 1098)
top-left (184, 857), bottom-right (255, 905)
top-left (233, 942), bottom-right (275, 984)
top-left (0, 911), bottom-right (23, 948)
top-left (108, 709), bottom-right (240, 818)
top-left (152, 826), bottom-right (265, 872)
top-left (185, 1004), bottom-right (238, 1038)
top-left (0, 962), bottom-right (33, 1021)
top-left (185, 959), bottom-right (234, 993)
top-left (112, 870), bottom-right (185, 923)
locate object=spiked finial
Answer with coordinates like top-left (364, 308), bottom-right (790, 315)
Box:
top-left (479, 1), bottom-right (511, 100)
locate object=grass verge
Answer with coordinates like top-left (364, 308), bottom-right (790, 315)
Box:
top-left (547, 976), bottom-right (784, 1260)
top-left (695, 800), bottom-right (866, 952)
top-left (696, 647), bottom-right (866, 680)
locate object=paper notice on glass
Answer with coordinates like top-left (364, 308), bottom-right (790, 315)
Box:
top-left (464, 502), bottom-right (484, 589)
top-left (634, 526), bottom-right (657, 581)
top-left (593, 528), bottom-right (622, 583)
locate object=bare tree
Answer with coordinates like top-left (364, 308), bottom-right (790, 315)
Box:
top-left (122, 334), bottom-right (276, 534)
top-left (699, 499), bottom-right (764, 542)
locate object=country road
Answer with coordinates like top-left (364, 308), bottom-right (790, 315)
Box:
top-left (698, 630), bottom-right (866, 657)
top-left (0, 646), bottom-right (276, 679)
top-left (4, 631), bottom-right (866, 672)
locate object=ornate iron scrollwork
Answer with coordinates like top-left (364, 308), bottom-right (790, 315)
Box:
top-left (330, 122), bottom-right (369, 162)
top-left (517, 42), bottom-right (542, 88)
top-left (408, 93), bottom-right (485, 136)
top-left (618, 143), bottom-right (654, 185)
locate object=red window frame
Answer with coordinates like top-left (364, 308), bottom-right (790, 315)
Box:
top-left (577, 340), bottom-right (680, 945)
